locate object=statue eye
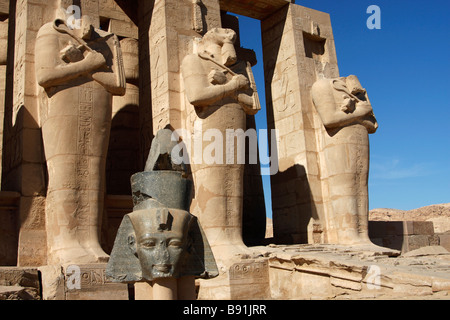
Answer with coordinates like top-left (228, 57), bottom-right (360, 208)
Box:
top-left (168, 239), bottom-right (183, 248)
top-left (140, 239), bottom-right (156, 248)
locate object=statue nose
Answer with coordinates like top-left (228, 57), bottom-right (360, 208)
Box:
top-left (155, 241), bottom-right (170, 263)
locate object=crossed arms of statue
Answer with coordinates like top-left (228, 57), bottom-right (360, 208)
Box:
top-left (311, 76), bottom-right (378, 133)
top-left (35, 22), bottom-right (125, 96)
top-left (181, 54), bottom-right (260, 115)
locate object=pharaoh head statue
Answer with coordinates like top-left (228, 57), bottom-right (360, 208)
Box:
top-left (115, 208), bottom-right (199, 281)
top-left (129, 208), bottom-right (192, 279)
top-left (106, 128), bottom-right (218, 283)
top-left (107, 200), bottom-right (217, 283)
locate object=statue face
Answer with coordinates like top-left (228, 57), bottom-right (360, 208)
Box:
top-left (135, 229), bottom-right (186, 279)
top-left (128, 209), bottom-right (192, 280)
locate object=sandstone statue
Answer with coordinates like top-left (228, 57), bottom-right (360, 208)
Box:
top-left (35, 9), bottom-right (126, 265)
top-left (181, 28), bottom-right (260, 262)
top-left (311, 75), bottom-right (378, 245)
top-left (106, 129), bottom-right (218, 299)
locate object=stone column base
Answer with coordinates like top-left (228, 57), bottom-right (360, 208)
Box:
top-left (197, 258), bottom-right (270, 300)
top-left (39, 263), bottom-right (128, 300)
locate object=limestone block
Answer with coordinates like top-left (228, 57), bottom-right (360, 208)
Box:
top-left (381, 235), bottom-right (403, 252)
top-left (38, 265), bottom-right (65, 300)
top-left (0, 267), bottom-right (41, 300)
top-left (403, 235), bottom-right (431, 253)
top-left (229, 260), bottom-right (270, 300)
top-left (0, 192), bottom-right (20, 266)
top-left (0, 0), bottom-right (8, 15)
top-left (330, 277), bottom-right (362, 292)
top-left (432, 279), bottom-right (450, 293)
top-left (391, 272), bottom-right (434, 296)
top-left (64, 264), bottom-right (128, 300)
top-left (413, 221), bottom-right (435, 236)
top-left (438, 233), bottom-right (450, 252)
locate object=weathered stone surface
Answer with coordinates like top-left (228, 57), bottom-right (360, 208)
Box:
top-left (262, 3), bottom-right (340, 245)
top-left (38, 263), bottom-right (129, 300)
top-left (263, 244), bottom-right (450, 300)
top-left (0, 285), bottom-right (40, 300)
top-left (439, 232), bottom-right (450, 252)
top-left (311, 75), bottom-right (377, 246)
top-left (181, 26), bottom-right (261, 268)
top-left (368, 221), bottom-right (443, 254)
top-left (370, 203), bottom-right (450, 234)
top-left (0, 192), bottom-right (20, 266)
top-left (0, 267), bottom-right (41, 300)
top-left (402, 246), bottom-right (449, 257)
top-left (38, 265), bottom-right (65, 300)
top-left (63, 264), bottom-right (128, 300)
top-left (229, 259), bottom-right (270, 300)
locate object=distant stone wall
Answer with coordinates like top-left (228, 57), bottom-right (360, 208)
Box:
top-left (369, 221), bottom-right (444, 253)
top-left (370, 204), bottom-right (450, 234)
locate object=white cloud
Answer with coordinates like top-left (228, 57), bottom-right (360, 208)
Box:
top-left (370, 156), bottom-right (434, 180)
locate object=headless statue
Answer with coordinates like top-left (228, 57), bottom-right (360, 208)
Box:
top-left (181, 28), bottom-right (260, 262)
top-left (35, 10), bottom-right (125, 264)
top-left (312, 75), bottom-right (378, 245)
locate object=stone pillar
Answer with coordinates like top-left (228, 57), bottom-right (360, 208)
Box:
top-left (262, 3), bottom-right (339, 244)
top-left (0, 12), bottom-right (8, 182)
top-left (0, 2), bottom-right (14, 266)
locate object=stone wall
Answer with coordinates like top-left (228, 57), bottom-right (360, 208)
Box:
top-left (369, 221), bottom-right (447, 253)
top-left (261, 3), bottom-right (339, 244)
top-left (268, 244), bottom-right (450, 300)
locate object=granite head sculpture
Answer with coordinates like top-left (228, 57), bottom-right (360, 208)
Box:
top-left (106, 128), bottom-right (218, 283)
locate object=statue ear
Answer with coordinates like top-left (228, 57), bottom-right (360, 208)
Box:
top-left (106, 215), bottom-right (143, 283)
top-left (180, 216), bottom-right (219, 279)
top-left (127, 234), bottom-right (137, 257)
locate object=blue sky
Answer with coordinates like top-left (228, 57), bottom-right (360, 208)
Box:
top-left (234, 0), bottom-right (450, 215)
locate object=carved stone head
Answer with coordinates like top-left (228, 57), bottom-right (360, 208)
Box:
top-left (107, 206), bottom-right (218, 282)
top-left (130, 209), bottom-right (190, 279)
top-left (106, 128), bottom-right (218, 283)
top-left (128, 208), bottom-right (197, 280)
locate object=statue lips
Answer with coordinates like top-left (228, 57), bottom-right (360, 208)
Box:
top-left (154, 264), bottom-right (171, 274)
